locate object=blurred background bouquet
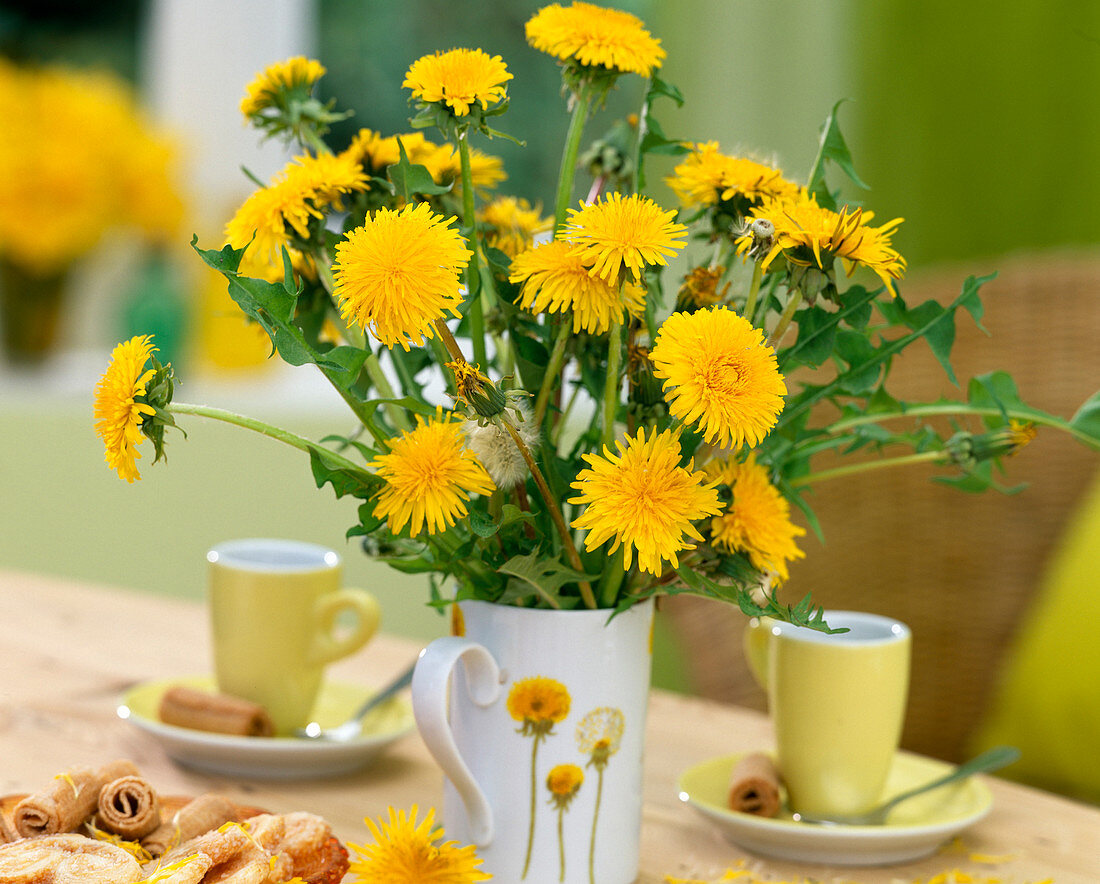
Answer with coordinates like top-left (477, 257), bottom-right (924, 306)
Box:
top-left (0, 57), bottom-right (182, 362)
top-left (94, 1), bottom-right (1099, 626)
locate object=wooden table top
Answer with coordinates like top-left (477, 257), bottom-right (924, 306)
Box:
top-left (1, 569), bottom-right (1097, 883)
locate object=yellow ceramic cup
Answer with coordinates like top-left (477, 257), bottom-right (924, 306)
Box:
top-left (207, 539), bottom-right (380, 735)
top-left (744, 611), bottom-right (911, 817)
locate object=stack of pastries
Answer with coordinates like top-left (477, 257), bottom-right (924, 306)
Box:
top-left (0, 761), bottom-right (348, 883)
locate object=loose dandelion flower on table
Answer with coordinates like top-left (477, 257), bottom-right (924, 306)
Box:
top-left (348, 805), bottom-right (489, 884)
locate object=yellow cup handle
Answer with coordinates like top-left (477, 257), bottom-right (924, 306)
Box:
top-left (309, 587), bottom-right (380, 666)
top-left (742, 616), bottom-right (772, 689)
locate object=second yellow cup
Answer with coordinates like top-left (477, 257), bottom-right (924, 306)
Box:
top-left (744, 611), bottom-right (911, 817)
top-left (207, 538), bottom-right (380, 735)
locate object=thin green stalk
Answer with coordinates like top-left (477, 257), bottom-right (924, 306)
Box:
top-left (768, 289), bottom-right (803, 348)
top-left (588, 766), bottom-right (605, 884)
top-left (597, 546), bottom-right (626, 608)
top-left (457, 134), bottom-right (487, 368)
top-left (743, 260), bottom-right (763, 322)
top-left (827, 403), bottom-right (1100, 449)
top-left (553, 88), bottom-right (595, 235)
top-left (790, 449), bottom-right (946, 488)
top-left (550, 381), bottom-right (583, 448)
top-left (534, 321), bottom-right (573, 426)
top-left (503, 422), bottom-right (597, 609)
top-left (601, 317), bottom-right (623, 447)
top-left (300, 126), bottom-right (331, 156)
top-left (167, 402), bottom-right (368, 473)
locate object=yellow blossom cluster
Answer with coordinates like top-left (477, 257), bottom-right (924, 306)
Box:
top-left (0, 59), bottom-right (183, 276)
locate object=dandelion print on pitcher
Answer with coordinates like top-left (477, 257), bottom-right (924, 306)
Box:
top-left (412, 599), bottom-right (654, 884)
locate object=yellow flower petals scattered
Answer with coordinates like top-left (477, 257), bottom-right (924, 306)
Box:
top-left (370, 411), bottom-right (494, 537)
top-left (348, 805), bottom-right (489, 883)
top-left (333, 202), bottom-right (471, 351)
top-left (526, 1), bottom-right (666, 77)
top-left (650, 307), bottom-right (787, 450)
top-left (570, 427), bottom-right (722, 576)
top-left (403, 48), bottom-right (512, 117)
top-left (93, 335), bottom-right (158, 483)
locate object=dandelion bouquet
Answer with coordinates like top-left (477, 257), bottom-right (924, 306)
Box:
top-left (95, 3), bottom-right (1100, 624)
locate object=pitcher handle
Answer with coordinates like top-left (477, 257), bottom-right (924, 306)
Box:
top-left (411, 637), bottom-right (502, 847)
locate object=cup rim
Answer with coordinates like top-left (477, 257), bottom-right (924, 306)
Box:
top-left (765, 609), bottom-right (910, 646)
top-left (207, 538), bottom-right (341, 573)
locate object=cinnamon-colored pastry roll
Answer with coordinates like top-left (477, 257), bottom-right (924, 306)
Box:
top-left (97, 775), bottom-right (161, 840)
top-left (12, 760), bottom-right (139, 838)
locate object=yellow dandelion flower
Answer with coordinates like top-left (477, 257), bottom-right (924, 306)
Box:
top-left (569, 428), bottom-right (723, 575)
top-left (478, 196), bottom-right (552, 258)
top-left (563, 191), bottom-right (687, 283)
top-left (738, 195), bottom-right (906, 296)
top-left (666, 142), bottom-right (801, 210)
top-left (575, 707), bottom-right (625, 764)
top-left (507, 676), bottom-right (572, 735)
top-left (547, 764), bottom-right (584, 798)
top-left (677, 265), bottom-right (730, 310)
top-left (332, 203), bottom-right (472, 350)
top-left (369, 411), bottom-right (494, 536)
top-left (650, 307), bottom-right (787, 449)
top-left (93, 335), bottom-right (158, 484)
top-left (526, 2), bottom-right (666, 77)
top-left (240, 56), bottom-right (326, 117)
top-left (439, 145), bottom-right (508, 195)
top-left (348, 805), bottom-right (489, 884)
top-left (225, 153), bottom-right (367, 282)
top-left (705, 454), bottom-right (806, 582)
top-left (509, 239), bottom-right (645, 334)
top-left (403, 48), bottom-right (512, 118)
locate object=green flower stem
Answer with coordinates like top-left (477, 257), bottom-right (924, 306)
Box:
top-left (300, 125), bottom-right (331, 156)
top-left (597, 545), bottom-right (626, 608)
top-left (743, 260), bottom-right (763, 322)
top-left (534, 320), bottom-right (573, 426)
top-left (557, 806), bottom-right (566, 882)
top-left (457, 134), bottom-right (488, 369)
top-left (601, 316), bottom-right (623, 447)
top-left (768, 289), bottom-right (802, 348)
top-left (166, 402), bottom-right (368, 474)
top-left (790, 449), bottom-right (947, 488)
top-left (363, 353), bottom-right (411, 433)
top-left (827, 404), bottom-right (1100, 450)
top-left (553, 88), bottom-right (595, 235)
top-left (550, 381), bottom-right (583, 448)
top-left (502, 421), bottom-right (597, 610)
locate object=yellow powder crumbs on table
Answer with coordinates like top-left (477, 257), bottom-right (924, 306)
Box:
top-left (664, 859), bottom-right (1055, 884)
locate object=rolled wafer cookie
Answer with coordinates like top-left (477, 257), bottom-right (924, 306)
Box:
top-left (13, 759), bottom-right (139, 838)
top-left (141, 793), bottom-right (239, 857)
top-left (727, 751), bottom-right (782, 817)
top-left (158, 685), bottom-right (274, 737)
top-left (97, 774), bottom-right (161, 840)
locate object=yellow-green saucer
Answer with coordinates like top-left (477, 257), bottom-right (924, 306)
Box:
top-left (678, 750), bottom-right (993, 865)
top-left (118, 675), bottom-right (413, 780)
